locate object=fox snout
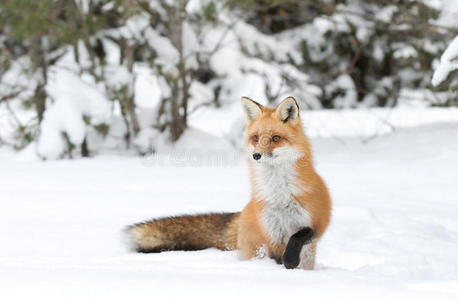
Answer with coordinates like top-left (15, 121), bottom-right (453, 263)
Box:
top-left (251, 151), bottom-right (274, 162)
top-left (250, 134), bottom-right (273, 161)
top-left (250, 134), bottom-right (274, 161)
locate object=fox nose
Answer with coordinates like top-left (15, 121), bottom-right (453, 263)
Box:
top-left (253, 153), bottom-right (261, 160)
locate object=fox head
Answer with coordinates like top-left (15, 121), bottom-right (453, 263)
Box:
top-left (241, 96), bottom-right (310, 165)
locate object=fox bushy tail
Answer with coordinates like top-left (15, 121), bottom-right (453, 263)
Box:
top-left (126, 212), bottom-right (240, 253)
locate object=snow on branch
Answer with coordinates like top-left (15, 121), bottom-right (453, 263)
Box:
top-left (432, 35), bottom-right (458, 87)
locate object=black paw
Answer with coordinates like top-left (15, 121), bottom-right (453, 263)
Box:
top-left (283, 252), bottom-right (300, 269)
top-left (282, 227), bottom-right (315, 270)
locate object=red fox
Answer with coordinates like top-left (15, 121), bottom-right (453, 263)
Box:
top-left (126, 96), bottom-right (331, 270)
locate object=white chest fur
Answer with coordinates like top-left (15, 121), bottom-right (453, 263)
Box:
top-left (253, 159), bottom-right (311, 244)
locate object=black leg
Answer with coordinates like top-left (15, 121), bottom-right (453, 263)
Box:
top-left (283, 227), bottom-right (315, 269)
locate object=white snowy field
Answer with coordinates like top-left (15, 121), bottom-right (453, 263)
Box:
top-left (1, 120), bottom-right (458, 299)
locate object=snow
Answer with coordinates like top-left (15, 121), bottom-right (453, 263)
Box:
top-left (133, 65), bottom-right (161, 109)
top-left (37, 68), bottom-right (111, 159)
top-left (375, 5), bottom-right (398, 23)
top-left (1, 118), bottom-right (458, 299)
top-left (432, 35), bottom-right (458, 86)
top-left (189, 102), bottom-right (458, 140)
top-left (393, 46), bottom-right (418, 59)
top-left (326, 74), bottom-right (357, 108)
top-left (204, 21), bottom-right (322, 107)
top-left (144, 26), bottom-right (180, 72)
top-left (434, 0), bottom-right (458, 28)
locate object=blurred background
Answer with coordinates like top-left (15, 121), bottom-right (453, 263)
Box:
top-left (0, 0), bottom-right (457, 159)
top-left (1, 2), bottom-right (458, 297)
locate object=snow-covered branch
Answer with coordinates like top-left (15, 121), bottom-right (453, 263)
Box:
top-left (432, 36), bottom-right (458, 87)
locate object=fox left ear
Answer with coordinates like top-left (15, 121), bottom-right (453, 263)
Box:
top-left (276, 96), bottom-right (299, 123)
top-left (241, 97), bottom-right (263, 123)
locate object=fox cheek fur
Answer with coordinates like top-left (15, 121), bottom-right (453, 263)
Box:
top-left (125, 96), bottom-right (332, 270)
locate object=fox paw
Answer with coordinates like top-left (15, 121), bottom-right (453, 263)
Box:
top-left (282, 227), bottom-right (315, 269)
top-left (283, 254), bottom-right (300, 269)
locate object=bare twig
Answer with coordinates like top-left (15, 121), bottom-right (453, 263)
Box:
top-left (187, 100), bottom-right (215, 116)
top-left (348, 37), bottom-right (361, 74)
top-left (0, 90), bottom-right (22, 104)
top-left (4, 99), bottom-right (23, 127)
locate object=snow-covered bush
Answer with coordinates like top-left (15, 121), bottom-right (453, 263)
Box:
top-left (37, 69), bottom-right (111, 159)
top-left (238, 0), bottom-right (456, 108)
top-left (0, 0), bottom-right (457, 158)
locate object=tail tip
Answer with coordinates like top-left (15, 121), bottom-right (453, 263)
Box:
top-left (122, 224), bottom-right (164, 253)
top-left (122, 225), bottom-right (143, 252)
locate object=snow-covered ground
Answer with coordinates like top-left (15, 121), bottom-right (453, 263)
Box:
top-left (1, 117), bottom-right (458, 299)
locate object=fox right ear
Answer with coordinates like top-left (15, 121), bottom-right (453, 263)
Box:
top-left (241, 97), bottom-right (263, 123)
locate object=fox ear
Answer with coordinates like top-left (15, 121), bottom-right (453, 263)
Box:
top-left (241, 97), bottom-right (263, 123)
top-left (276, 96), bottom-right (299, 123)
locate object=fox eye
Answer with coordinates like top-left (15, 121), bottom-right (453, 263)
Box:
top-left (252, 135), bottom-right (259, 142)
top-left (272, 135), bottom-right (281, 142)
